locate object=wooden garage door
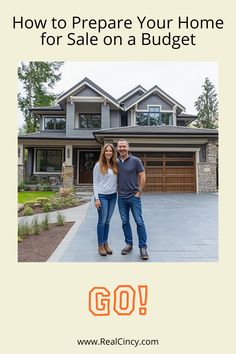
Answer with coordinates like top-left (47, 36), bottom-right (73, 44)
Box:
top-left (135, 152), bottom-right (196, 192)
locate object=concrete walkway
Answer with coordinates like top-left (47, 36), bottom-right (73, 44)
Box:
top-left (18, 203), bottom-right (90, 224)
top-left (48, 193), bottom-right (218, 263)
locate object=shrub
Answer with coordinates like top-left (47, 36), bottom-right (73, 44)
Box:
top-left (44, 184), bottom-right (53, 191)
top-left (52, 199), bottom-right (62, 210)
top-left (18, 181), bottom-right (26, 191)
top-left (60, 187), bottom-right (70, 197)
top-left (36, 197), bottom-right (50, 206)
top-left (63, 196), bottom-right (77, 207)
top-left (31, 216), bottom-right (41, 235)
top-left (57, 212), bottom-right (66, 226)
top-left (41, 213), bottom-right (50, 230)
top-left (42, 203), bottom-right (52, 213)
top-left (18, 220), bottom-right (31, 237)
top-left (24, 201), bottom-right (36, 208)
top-left (23, 206), bottom-right (33, 216)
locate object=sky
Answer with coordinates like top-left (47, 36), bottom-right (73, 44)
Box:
top-left (18, 61), bottom-right (219, 127)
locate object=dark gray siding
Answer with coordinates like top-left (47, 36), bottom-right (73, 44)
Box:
top-left (74, 87), bottom-right (100, 97)
top-left (122, 91), bottom-right (144, 107)
top-left (110, 110), bottom-right (120, 128)
top-left (138, 94), bottom-right (173, 110)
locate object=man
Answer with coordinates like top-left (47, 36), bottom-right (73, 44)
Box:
top-left (117, 138), bottom-right (149, 260)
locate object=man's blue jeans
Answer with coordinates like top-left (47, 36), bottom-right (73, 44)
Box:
top-left (97, 193), bottom-right (117, 246)
top-left (118, 195), bottom-right (147, 249)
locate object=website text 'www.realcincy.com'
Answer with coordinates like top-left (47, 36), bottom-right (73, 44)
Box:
top-left (77, 337), bottom-right (159, 347)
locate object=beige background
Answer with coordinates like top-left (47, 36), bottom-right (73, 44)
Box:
top-left (1, 0), bottom-right (235, 353)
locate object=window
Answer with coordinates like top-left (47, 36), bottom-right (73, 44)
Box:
top-left (44, 117), bottom-right (66, 130)
top-left (79, 114), bottom-right (101, 128)
top-left (35, 149), bottom-right (63, 173)
top-left (136, 106), bottom-right (173, 126)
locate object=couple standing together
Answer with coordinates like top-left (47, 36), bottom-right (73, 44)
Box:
top-left (93, 138), bottom-right (149, 260)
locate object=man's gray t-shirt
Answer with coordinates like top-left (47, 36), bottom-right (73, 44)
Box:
top-left (118, 155), bottom-right (144, 198)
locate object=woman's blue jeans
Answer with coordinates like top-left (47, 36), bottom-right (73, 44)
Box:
top-left (97, 193), bottom-right (117, 246)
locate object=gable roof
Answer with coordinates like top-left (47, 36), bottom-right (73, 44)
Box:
top-left (124, 85), bottom-right (185, 112)
top-left (118, 85), bottom-right (146, 103)
top-left (57, 77), bottom-right (120, 108)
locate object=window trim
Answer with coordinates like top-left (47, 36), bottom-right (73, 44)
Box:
top-left (135, 105), bottom-right (173, 126)
top-left (33, 148), bottom-right (64, 174)
top-left (78, 113), bottom-right (101, 129)
top-left (43, 116), bottom-right (66, 131)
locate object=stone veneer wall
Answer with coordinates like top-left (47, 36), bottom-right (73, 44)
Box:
top-left (198, 139), bottom-right (218, 192)
top-left (62, 165), bottom-right (74, 188)
top-left (18, 165), bottom-right (25, 183)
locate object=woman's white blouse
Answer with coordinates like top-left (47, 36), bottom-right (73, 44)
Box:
top-left (93, 162), bottom-right (117, 199)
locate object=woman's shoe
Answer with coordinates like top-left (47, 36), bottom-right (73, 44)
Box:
top-left (98, 245), bottom-right (107, 256)
top-left (104, 243), bottom-right (113, 255)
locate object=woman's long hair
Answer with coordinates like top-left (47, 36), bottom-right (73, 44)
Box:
top-left (98, 143), bottom-right (118, 175)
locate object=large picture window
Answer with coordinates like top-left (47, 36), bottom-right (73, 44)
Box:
top-left (79, 114), bottom-right (101, 128)
top-left (136, 106), bottom-right (173, 126)
top-left (35, 149), bottom-right (63, 173)
top-left (44, 117), bottom-right (66, 130)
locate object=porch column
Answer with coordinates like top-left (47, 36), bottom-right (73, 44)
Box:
top-left (131, 109), bottom-right (135, 125)
top-left (18, 144), bottom-right (25, 183)
top-left (66, 101), bottom-right (75, 136)
top-left (198, 139), bottom-right (218, 192)
top-left (173, 105), bottom-right (177, 126)
top-left (62, 144), bottom-right (74, 188)
top-left (101, 102), bottom-right (110, 129)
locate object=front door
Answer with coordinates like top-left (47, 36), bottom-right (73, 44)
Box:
top-left (79, 151), bottom-right (100, 183)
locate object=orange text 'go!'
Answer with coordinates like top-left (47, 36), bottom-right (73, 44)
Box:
top-left (89, 285), bottom-right (148, 316)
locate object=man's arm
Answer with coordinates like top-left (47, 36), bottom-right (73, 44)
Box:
top-left (135, 171), bottom-right (146, 197)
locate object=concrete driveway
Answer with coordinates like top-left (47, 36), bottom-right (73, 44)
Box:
top-left (48, 193), bottom-right (218, 262)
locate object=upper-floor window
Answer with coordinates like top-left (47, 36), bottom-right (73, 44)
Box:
top-left (44, 117), bottom-right (66, 130)
top-left (136, 106), bottom-right (173, 126)
top-left (79, 114), bottom-right (101, 129)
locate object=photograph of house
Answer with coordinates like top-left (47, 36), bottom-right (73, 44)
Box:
top-left (18, 76), bottom-right (218, 193)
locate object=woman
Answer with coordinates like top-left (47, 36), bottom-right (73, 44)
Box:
top-left (93, 143), bottom-right (118, 256)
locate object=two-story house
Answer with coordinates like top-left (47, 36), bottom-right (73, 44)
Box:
top-left (18, 77), bottom-right (218, 192)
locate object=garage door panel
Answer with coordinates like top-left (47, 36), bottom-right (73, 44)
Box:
top-left (147, 177), bottom-right (164, 184)
top-left (146, 185), bottom-right (165, 192)
top-left (146, 167), bottom-right (164, 174)
top-left (136, 152), bottom-right (196, 192)
top-left (166, 185), bottom-right (195, 192)
top-left (166, 177), bottom-right (195, 183)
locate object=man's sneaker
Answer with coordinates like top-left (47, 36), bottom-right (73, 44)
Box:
top-left (121, 244), bottom-right (133, 255)
top-left (140, 247), bottom-right (149, 260)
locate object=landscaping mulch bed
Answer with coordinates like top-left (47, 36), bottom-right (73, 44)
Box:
top-left (18, 222), bottom-right (74, 262)
top-left (18, 201), bottom-right (88, 217)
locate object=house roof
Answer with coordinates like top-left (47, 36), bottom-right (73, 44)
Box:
top-left (57, 77), bottom-right (121, 108)
top-left (177, 113), bottom-right (198, 125)
top-left (18, 131), bottom-right (67, 139)
top-left (118, 85), bottom-right (146, 102)
top-left (29, 105), bottom-right (65, 117)
top-left (93, 125), bottom-right (218, 143)
top-left (29, 105), bottom-right (63, 111)
top-left (124, 85), bottom-right (186, 112)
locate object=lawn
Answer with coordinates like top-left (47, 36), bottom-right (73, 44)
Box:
top-left (18, 191), bottom-right (56, 204)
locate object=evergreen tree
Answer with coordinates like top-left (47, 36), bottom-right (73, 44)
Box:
top-left (194, 78), bottom-right (218, 129)
top-left (18, 61), bottom-right (64, 133)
